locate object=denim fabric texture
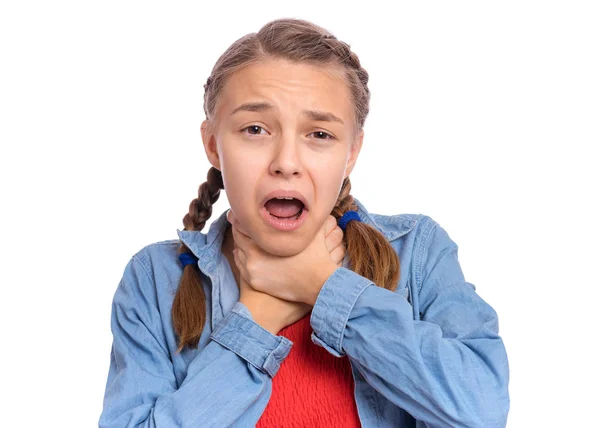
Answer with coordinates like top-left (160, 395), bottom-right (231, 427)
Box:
top-left (99, 197), bottom-right (510, 427)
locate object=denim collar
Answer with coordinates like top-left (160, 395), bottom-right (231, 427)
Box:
top-left (176, 197), bottom-right (416, 281)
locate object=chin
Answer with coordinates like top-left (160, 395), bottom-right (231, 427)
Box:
top-left (255, 232), bottom-right (308, 257)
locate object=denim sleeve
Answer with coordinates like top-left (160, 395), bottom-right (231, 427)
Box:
top-left (98, 253), bottom-right (293, 428)
top-left (310, 217), bottom-right (510, 428)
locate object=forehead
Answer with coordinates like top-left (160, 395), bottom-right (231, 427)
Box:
top-left (217, 58), bottom-right (353, 121)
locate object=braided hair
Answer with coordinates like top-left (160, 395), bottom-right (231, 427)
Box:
top-left (174, 19), bottom-right (399, 353)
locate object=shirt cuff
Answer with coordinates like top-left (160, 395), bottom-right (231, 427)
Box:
top-left (310, 267), bottom-right (372, 357)
top-left (210, 301), bottom-right (293, 377)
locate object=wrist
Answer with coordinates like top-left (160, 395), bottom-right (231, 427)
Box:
top-left (305, 262), bottom-right (338, 306)
top-left (238, 298), bottom-right (281, 335)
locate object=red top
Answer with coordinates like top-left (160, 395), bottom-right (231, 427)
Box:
top-left (256, 311), bottom-right (362, 428)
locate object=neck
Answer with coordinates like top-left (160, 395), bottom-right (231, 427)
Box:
top-left (221, 224), bottom-right (240, 287)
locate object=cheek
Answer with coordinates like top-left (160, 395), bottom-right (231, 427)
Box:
top-left (220, 151), bottom-right (259, 196)
top-left (313, 161), bottom-right (347, 196)
top-left (220, 161), bottom-right (261, 231)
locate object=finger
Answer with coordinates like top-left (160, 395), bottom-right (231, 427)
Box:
top-left (324, 215), bottom-right (337, 236)
top-left (325, 225), bottom-right (344, 252)
top-left (331, 244), bottom-right (346, 266)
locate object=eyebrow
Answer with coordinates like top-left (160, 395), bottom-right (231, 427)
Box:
top-left (230, 102), bottom-right (344, 124)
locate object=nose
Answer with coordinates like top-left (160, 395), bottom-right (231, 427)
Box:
top-left (269, 133), bottom-right (302, 179)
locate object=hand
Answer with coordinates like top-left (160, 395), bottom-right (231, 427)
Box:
top-left (228, 210), bottom-right (345, 305)
top-left (238, 273), bottom-right (313, 335)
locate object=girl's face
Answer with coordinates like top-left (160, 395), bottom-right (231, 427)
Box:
top-left (201, 58), bottom-right (363, 256)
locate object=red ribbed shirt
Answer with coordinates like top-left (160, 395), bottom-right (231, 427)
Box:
top-left (256, 311), bottom-right (362, 427)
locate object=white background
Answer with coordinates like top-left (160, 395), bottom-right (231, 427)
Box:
top-left (1, 1), bottom-right (598, 426)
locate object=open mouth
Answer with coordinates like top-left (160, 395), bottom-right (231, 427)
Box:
top-left (269, 207), bottom-right (304, 220)
top-left (264, 197), bottom-right (306, 220)
top-left (261, 196), bottom-right (309, 231)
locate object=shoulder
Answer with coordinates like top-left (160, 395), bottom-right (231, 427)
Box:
top-left (368, 211), bottom-right (458, 276)
top-left (369, 211), bottom-right (458, 261)
top-left (117, 239), bottom-right (188, 301)
top-left (130, 239), bottom-right (183, 274)
top-left (367, 211), bottom-right (440, 244)
top-left (368, 211), bottom-right (467, 299)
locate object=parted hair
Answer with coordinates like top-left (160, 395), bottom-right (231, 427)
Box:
top-left (173, 18), bottom-right (400, 353)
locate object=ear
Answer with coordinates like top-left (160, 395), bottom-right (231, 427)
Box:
top-left (344, 128), bottom-right (364, 179)
top-left (201, 119), bottom-right (221, 170)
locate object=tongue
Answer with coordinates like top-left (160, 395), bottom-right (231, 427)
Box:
top-left (265, 198), bottom-right (304, 218)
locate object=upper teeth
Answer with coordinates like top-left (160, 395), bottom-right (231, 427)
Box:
top-left (276, 197), bottom-right (294, 200)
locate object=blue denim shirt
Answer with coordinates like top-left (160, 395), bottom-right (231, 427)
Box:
top-left (99, 197), bottom-right (510, 427)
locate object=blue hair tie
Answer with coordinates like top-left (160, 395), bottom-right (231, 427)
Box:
top-left (338, 210), bottom-right (361, 231)
top-left (179, 251), bottom-right (198, 267)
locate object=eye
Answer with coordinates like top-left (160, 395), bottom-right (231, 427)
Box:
top-left (240, 126), bottom-right (335, 140)
top-left (240, 125), bottom-right (268, 137)
top-left (310, 130), bottom-right (335, 140)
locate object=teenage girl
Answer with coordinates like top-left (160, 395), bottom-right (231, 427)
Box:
top-left (99, 18), bottom-right (510, 428)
